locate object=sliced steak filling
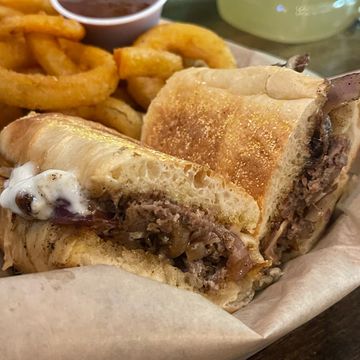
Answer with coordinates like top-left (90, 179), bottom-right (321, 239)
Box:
top-left (108, 196), bottom-right (255, 291)
top-left (262, 115), bottom-right (350, 263)
top-left (14, 191), bottom-right (255, 292)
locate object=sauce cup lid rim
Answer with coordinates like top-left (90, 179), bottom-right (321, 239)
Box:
top-left (50, 0), bottom-right (168, 26)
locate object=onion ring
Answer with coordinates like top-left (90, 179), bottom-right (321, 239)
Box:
top-left (127, 77), bottom-right (165, 110)
top-left (18, 66), bottom-right (45, 74)
top-left (127, 23), bottom-right (236, 109)
top-left (0, 15), bottom-right (85, 40)
top-left (0, 5), bottom-right (22, 18)
top-left (111, 85), bottom-right (140, 109)
top-left (27, 33), bottom-right (78, 75)
top-left (134, 23), bottom-right (236, 68)
top-left (0, 0), bottom-right (56, 14)
top-left (30, 38), bottom-right (141, 137)
top-left (0, 40), bottom-right (118, 110)
top-left (26, 34), bottom-right (140, 137)
top-left (114, 47), bottom-right (183, 79)
top-left (0, 37), bottom-right (36, 69)
top-left (61, 97), bottom-right (143, 139)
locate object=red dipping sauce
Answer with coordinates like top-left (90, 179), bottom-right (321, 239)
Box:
top-left (59, 0), bottom-right (155, 18)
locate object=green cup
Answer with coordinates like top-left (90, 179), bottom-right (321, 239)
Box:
top-left (217, 0), bottom-right (359, 43)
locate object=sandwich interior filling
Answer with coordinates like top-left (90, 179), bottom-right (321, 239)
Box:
top-left (263, 114), bottom-right (350, 263)
top-left (0, 163), bottom-right (255, 292)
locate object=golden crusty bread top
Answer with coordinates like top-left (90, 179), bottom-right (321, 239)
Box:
top-left (142, 66), bottom-right (329, 238)
top-left (0, 112), bottom-right (259, 232)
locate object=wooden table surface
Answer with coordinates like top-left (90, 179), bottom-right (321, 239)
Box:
top-left (249, 287), bottom-right (360, 360)
top-left (163, 1), bottom-right (360, 359)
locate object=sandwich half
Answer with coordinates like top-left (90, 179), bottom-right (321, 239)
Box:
top-left (0, 113), bottom-right (264, 311)
top-left (142, 66), bottom-right (360, 264)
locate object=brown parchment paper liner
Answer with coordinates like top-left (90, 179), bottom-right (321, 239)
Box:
top-left (0, 46), bottom-right (359, 360)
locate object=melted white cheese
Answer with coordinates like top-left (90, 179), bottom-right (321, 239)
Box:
top-left (0, 162), bottom-right (90, 220)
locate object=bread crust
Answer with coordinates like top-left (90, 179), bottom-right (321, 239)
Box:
top-left (0, 112), bottom-right (259, 232)
top-left (0, 113), bottom-right (264, 312)
top-left (142, 66), bottom-right (329, 238)
top-left (142, 67), bottom-right (360, 255)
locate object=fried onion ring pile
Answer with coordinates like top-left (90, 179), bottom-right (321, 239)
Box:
top-left (0, 2), bottom-right (236, 136)
top-left (114, 23), bottom-right (237, 109)
top-left (0, 1), bottom-right (144, 138)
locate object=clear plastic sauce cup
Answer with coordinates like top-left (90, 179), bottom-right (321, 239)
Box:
top-left (50, 0), bottom-right (168, 49)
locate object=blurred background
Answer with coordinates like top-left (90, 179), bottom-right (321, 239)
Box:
top-left (163, 0), bottom-right (360, 76)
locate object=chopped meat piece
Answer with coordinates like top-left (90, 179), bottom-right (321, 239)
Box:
top-left (262, 114), bottom-right (350, 263)
top-left (15, 193), bottom-right (33, 216)
top-left (274, 54), bottom-right (310, 73)
top-left (14, 191), bottom-right (254, 292)
top-left (324, 72), bottom-right (360, 113)
top-left (110, 197), bottom-right (254, 291)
